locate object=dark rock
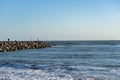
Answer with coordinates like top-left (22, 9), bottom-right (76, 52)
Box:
top-left (0, 41), bottom-right (52, 52)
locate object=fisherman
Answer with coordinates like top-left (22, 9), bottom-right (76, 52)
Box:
top-left (8, 38), bottom-right (10, 42)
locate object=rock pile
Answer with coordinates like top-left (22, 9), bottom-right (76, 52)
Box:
top-left (0, 41), bottom-right (52, 52)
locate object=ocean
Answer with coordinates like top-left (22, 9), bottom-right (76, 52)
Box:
top-left (0, 41), bottom-right (120, 80)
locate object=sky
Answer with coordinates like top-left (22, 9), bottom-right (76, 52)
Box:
top-left (0, 0), bottom-right (120, 41)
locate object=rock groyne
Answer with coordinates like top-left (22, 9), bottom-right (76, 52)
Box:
top-left (0, 41), bottom-right (52, 52)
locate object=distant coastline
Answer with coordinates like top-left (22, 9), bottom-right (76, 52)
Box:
top-left (0, 41), bottom-right (52, 52)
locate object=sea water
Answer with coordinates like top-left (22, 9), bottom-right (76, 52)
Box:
top-left (0, 41), bottom-right (120, 80)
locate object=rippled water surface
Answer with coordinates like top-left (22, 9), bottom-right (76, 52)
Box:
top-left (0, 41), bottom-right (120, 80)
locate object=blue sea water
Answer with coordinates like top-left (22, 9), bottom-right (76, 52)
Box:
top-left (0, 41), bottom-right (120, 80)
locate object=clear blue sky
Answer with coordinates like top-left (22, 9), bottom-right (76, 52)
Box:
top-left (0, 0), bottom-right (120, 41)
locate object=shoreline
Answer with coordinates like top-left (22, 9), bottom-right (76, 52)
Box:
top-left (0, 41), bottom-right (52, 52)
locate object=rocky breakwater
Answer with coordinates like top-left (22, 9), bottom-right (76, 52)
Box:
top-left (0, 41), bottom-right (52, 52)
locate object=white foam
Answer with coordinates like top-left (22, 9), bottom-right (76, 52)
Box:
top-left (0, 66), bottom-right (74, 80)
top-left (0, 65), bottom-right (119, 80)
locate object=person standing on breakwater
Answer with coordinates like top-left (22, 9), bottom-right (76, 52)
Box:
top-left (8, 38), bottom-right (10, 42)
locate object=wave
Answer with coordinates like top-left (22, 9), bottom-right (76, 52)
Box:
top-left (0, 63), bottom-right (119, 80)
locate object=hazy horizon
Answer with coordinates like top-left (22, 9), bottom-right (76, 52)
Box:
top-left (0, 0), bottom-right (120, 41)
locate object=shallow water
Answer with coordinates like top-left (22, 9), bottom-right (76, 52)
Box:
top-left (0, 41), bottom-right (120, 80)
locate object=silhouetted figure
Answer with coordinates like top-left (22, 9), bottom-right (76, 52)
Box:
top-left (37, 38), bottom-right (39, 41)
top-left (15, 40), bottom-right (18, 43)
top-left (8, 38), bottom-right (10, 42)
